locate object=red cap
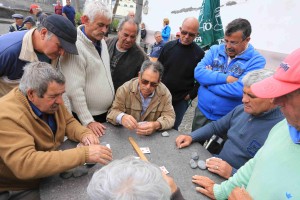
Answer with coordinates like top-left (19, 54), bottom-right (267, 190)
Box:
top-left (251, 48), bottom-right (300, 98)
top-left (30, 4), bottom-right (39, 14)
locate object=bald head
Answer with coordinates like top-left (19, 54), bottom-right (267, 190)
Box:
top-left (180, 17), bottom-right (199, 45)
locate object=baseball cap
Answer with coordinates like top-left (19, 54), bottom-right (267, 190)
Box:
top-left (23, 16), bottom-right (35, 25)
top-left (30, 4), bottom-right (39, 14)
top-left (42, 14), bottom-right (78, 55)
top-left (12, 14), bottom-right (24, 19)
top-left (251, 48), bottom-right (300, 98)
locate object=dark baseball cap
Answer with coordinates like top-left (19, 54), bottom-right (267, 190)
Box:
top-left (42, 14), bottom-right (78, 55)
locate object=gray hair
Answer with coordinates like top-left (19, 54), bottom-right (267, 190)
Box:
top-left (118, 18), bottom-right (139, 34)
top-left (19, 62), bottom-right (65, 97)
top-left (140, 60), bottom-right (164, 80)
top-left (242, 68), bottom-right (275, 87)
top-left (83, 1), bottom-right (112, 23)
top-left (154, 31), bottom-right (161, 36)
top-left (225, 18), bottom-right (252, 40)
top-left (87, 156), bottom-right (171, 200)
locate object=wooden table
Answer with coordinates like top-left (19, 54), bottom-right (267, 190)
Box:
top-left (40, 123), bottom-right (224, 200)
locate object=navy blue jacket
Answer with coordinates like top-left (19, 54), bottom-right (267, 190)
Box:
top-left (0, 31), bottom-right (28, 80)
top-left (191, 104), bottom-right (284, 172)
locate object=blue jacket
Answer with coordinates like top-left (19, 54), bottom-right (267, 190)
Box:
top-left (191, 104), bottom-right (284, 173)
top-left (0, 31), bottom-right (28, 80)
top-left (161, 25), bottom-right (171, 42)
top-left (194, 44), bottom-right (265, 120)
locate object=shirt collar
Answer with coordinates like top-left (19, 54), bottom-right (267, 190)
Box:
top-left (28, 100), bottom-right (43, 118)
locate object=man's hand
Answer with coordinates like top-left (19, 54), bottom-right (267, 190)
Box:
top-left (81, 133), bottom-right (99, 145)
top-left (175, 135), bottom-right (192, 149)
top-left (226, 75), bottom-right (238, 83)
top-left (87, 122), bottom-right (106, 137)
top-left (206, 157), bottom-right (232, 179)
top-left (121, 114), bottom-right (138, 130)
top-left (136, 121), bottom-right (161, 135)
top-left (192, 175), bottom-right (216, 199)
top-left (228, 187), bottom-right (253, 200)
top-left (184, 94), bottom-right (191, 101)
top-left (86, 145), bottom-right (112, 165)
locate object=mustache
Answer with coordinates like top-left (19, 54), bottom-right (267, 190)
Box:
top-left (226, 48), bottom-right (235, 53)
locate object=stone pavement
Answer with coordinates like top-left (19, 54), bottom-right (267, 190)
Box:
top-left (178, 98), bottom-right (197, 134)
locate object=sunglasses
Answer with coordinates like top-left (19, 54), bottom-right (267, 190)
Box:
top-left (180, 30), bottom-right (198, 37)
top-left (140, 78), bottom-right (159, 87)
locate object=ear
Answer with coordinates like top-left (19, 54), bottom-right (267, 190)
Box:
top-left (27, 89), bottom-right (35, 102)
top-left (245, 37), bottom-right (251, 42)
top-left (81, 15), bottom-right (89, 24)
top-left (40, 28), bottom-right (47, 40)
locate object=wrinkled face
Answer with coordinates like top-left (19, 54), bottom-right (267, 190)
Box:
top-left (154, 33), bottom-right (162, 43)
top-left (84, 14), bottom-right (111, 42)
top-left (242, 86), bottom-right (274, 116)
top-left (273, 89), bottom-right (300, 130)
top-left (179, 23), bottom-right (198, 45)
top-left (138, 69), bottom-right (160, 98)
top-left (15, 18), bottom-right (23, 26)
top-left (224, 31), bottom-right (249, 58)
top-left (117, 22), bottom-right (137, 51)
top-left (28, 82), bottom-right (65, 114)
top-left (41, 29), bottom-right (65, 59)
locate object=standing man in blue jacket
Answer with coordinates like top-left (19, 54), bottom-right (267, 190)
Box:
top-left (192, 18), bottom-right (266, 132)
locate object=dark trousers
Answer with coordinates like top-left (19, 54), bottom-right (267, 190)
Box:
top-left (173, 99), bottom-right (189, 130)
top-left (0, 189), bottom-right (40, 200)
top-left (72, 112), bottom-right (108, 124)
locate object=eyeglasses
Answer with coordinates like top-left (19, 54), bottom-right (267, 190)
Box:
top-left (223, 38), bottom-right (246, 47)
top-left (140, 78), bottom-right (159, 87)
top-left (180, 30), bottom-right (197, 38)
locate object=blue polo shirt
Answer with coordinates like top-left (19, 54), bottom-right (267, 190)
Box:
top-left (62, 5), bottom-right (76, 26)
top-left (29, 101), bottom-right (57, 134)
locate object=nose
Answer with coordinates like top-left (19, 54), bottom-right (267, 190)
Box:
top-left (242, 94), bottom-right (250, 103)
top-left (55, 94), bottom-right (64, 105)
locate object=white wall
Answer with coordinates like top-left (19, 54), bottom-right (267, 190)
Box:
top-left (142, 0), bottom-right (300, 55)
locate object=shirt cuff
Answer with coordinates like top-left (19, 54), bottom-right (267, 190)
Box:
top-left (116, 112), bottom-right (125, 125)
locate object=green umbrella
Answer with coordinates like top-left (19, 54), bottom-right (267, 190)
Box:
top-left (195, 0), bottom-right (224, 50)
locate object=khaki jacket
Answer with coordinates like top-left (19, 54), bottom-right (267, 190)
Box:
top-left (107, 78), bottom-right (175, 130)
top-left (0, 88), bottom-right (90, 191)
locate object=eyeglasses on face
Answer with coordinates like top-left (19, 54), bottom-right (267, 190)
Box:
top-left (180, 30), bottom-right (198, 38)
top-left (140, 78), bottom-right (159, 87)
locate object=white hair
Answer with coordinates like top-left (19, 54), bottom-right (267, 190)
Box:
top-left (83, 1), bottom-right (112, 23)
top-left (87, 156), bottom-right (172, 200)
top-left (242, 68), bottom-right (275, 87)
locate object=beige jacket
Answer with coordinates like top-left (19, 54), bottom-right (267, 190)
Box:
top-left (107, 78), bottom-right (175, 130)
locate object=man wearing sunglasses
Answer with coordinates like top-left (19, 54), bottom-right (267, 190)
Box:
top-left (158, 17), bottom-right (205, 130)
top-left (107, 60), bottom-right (175, 135)
top-left (193, 18), bottom-right (266, 134)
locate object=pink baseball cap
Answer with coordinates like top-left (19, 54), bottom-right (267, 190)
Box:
top-left (251, 48), bottom-right (300, 98)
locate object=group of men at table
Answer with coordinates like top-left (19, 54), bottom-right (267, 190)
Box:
top-left (0, 1), bottom-right (300, 200)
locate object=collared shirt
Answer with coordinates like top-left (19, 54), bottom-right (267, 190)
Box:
top-left (80, 26), bottom-right (102, 57)
top-left (116, 85), bottom-right (155, 124)
top-left (29, 101), bottom-right (57, 134)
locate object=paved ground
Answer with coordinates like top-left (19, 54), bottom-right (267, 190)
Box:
top-left (178, 98), bottom-right (197, 134)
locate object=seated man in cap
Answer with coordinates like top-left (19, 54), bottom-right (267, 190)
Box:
top-left (0, 14), bottom-right (78, 97)
top-left (9, 14), bottom-right (26, 32)
top-left (193, 48), bottom-right (300, 200)
top-left (23, 16), bottom-right (36, 30)
top-left (0, 61), bottom-right (112, 200)
top-left (107, 60), bottom-right (175, 135)
top-left (30, 4), bottom-right (47, 26)
top-left (176, 69), bottom-right (284, 179)
top-left (87, 156), bottom-right (184, 200)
